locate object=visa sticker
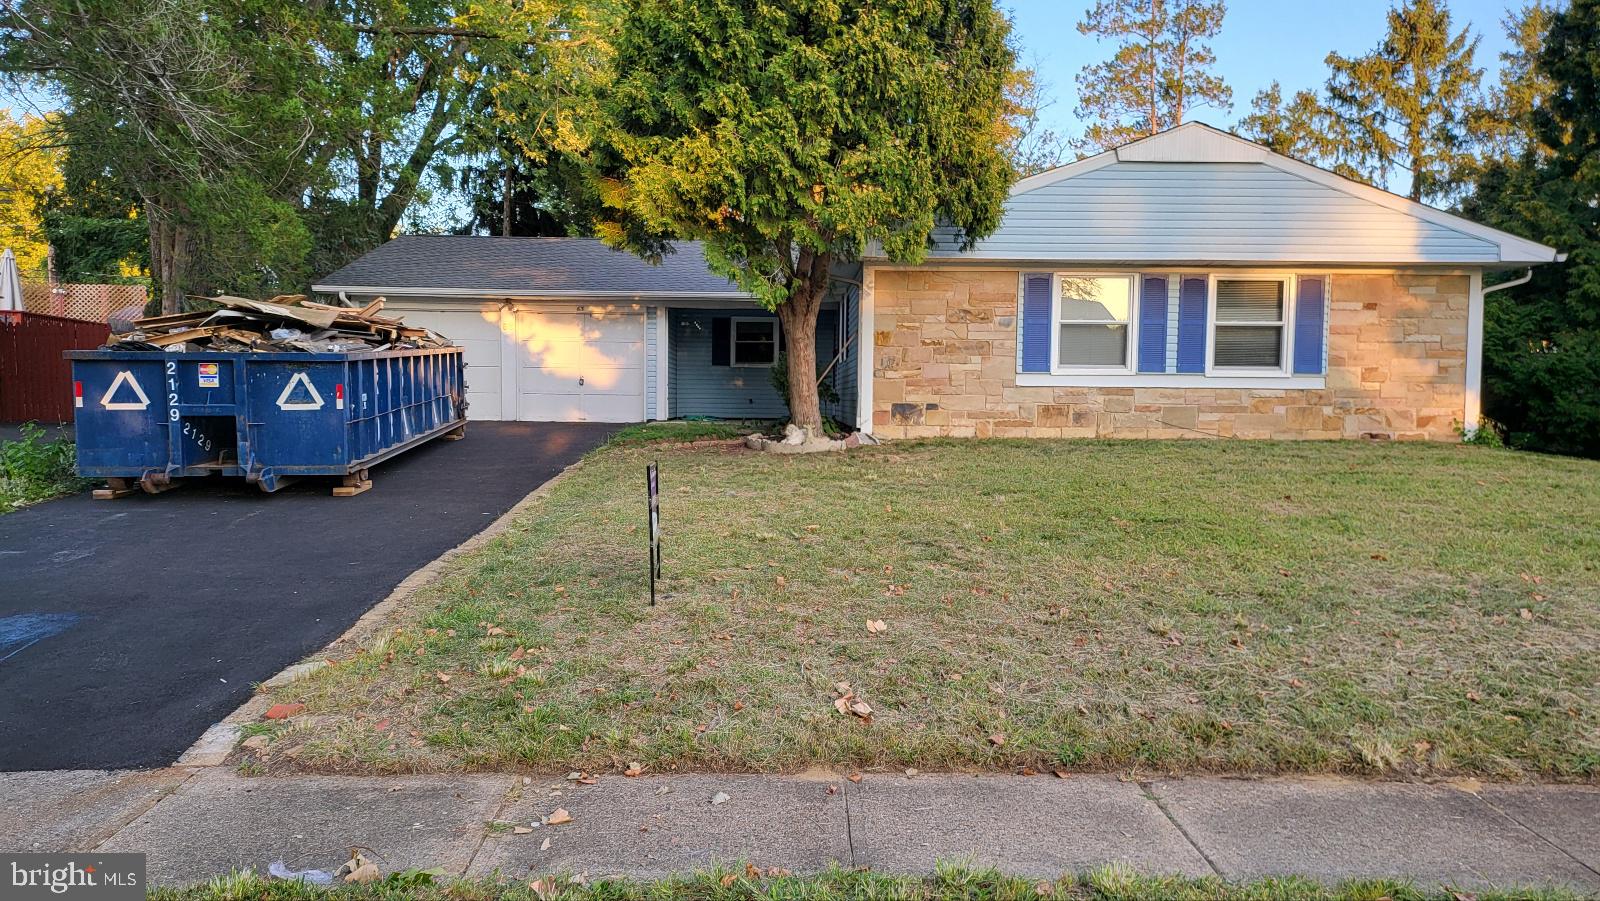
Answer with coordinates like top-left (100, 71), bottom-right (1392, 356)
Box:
top-left (197, 362), bottom-right (220, 388)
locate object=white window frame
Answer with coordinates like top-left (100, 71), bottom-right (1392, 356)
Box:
top-left (1206, 273), bottom-right (1296, 377)
top-left (1050, 272), bottom-right (1138, 374)
top-left (730, 316), bottom-right (779, 367)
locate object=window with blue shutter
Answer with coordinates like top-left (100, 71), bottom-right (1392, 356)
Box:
top-left (1020, 273), bottom-right (1052, 373)
top-left (1138, 275), bottom-right (1168, 373)
top-left (1175, 277), bottom-right (1208, 373)
top-left (1293, 276), bottom-right (1328, 375)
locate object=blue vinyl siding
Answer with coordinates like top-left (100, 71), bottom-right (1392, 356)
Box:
top-left (1293, 276), bottom-right (1327, 375)
top-left (1137, 275), bottom-right (1168, 372)
top-left (668, 308), bottom-right (841, 420)
top-left (1020, 273), bottom-right (1052, 372)
top-left (1176, 276), bottom-right (1208, 373)
top-left (821, 286), bottom-right (859, 425)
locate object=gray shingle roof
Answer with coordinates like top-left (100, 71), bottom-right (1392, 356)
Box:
top-left (312, 236), bottom-right (746, 297)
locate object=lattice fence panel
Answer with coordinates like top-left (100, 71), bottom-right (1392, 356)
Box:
top-left (20, 282), bottom-right (150, 324)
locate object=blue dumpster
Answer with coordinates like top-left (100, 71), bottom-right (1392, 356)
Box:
top-left (67, 346), bottom-right (465, 495)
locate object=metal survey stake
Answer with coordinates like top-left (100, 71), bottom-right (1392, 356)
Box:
top-left (646, 461), bottom-right (662, 605)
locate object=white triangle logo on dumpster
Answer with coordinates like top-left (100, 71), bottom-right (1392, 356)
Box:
top-left (275, 372), bottom-right (325, 411)
top-left (99, 370), bottom-right (151, 411)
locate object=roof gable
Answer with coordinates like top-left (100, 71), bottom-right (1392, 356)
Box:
top-left (928, 123), bottom-right (1558, 267)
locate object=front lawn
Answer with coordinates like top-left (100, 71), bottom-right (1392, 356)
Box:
top-left (256, 433), bottom-right (1600, 779)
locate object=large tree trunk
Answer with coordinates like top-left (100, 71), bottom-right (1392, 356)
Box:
top-left (775, 248), bottom-right (833, 433)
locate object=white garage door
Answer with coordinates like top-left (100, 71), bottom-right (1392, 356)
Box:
top-left (513, 309), bottom-right (646, 422)
top-left (382, 303), bottom-right (506, 421)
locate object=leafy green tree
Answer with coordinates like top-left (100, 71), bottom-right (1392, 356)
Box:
top-left (2, 0), bottom-right (322, 310)
top-left (1462, 0), bottom-right (1600, 456)
top-left (1323, 0), bottom-right (1482, 203)
top-left (561, 0), bottom-right (1015, 432)
top-left (1073, 0), bottom-right (1231, 151)
top-left (0, 111), bottom-right (61, 277)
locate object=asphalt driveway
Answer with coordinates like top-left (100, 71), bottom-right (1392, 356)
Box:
top-left (0, 422), bottom-right (620, 771)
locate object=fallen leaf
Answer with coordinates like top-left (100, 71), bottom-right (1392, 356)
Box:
top-left (373, 718), bottom-right (390, 732)
top-left (833, 697), bottom-right (851, 715)
top-left (624, 763), bottom-right (643, 777)
top-left (988, 733), bottom-right (1006, 747)
top-left (529, 878), bottom-right (557, 900)
top-left (1370, 553), bottom-right (1388, 561)
top-left (1036, 882), bottom-right (1055, 897)
top-left (847, 773), bottom-right (862, 783)
top-left (510, 647), bottom-right (527, 660)
top-left (849, 699), bottom-right (873, 718)
top-left (733, 700), bottom-right (745, 711)
top-left (344, 863), bottom-right (379, 885)
top-left (1053, 770), bottom-right (1070, 779)
top-left (263, 703), bottom-right (303, 720)
top-left (866, 619), bottom-right (887, 634)
top-left (541, 837), bottom-right (551, 851)
top-left (720, 874), bottom-right (737, 888)
top-left (1519, 608), bottom-right (1534, 620)
top-left (1288, 678), bottom-right (1305, 689)
top-left (545, 808), bottom-right (573, 826)
top-left (746, 863), bottom-right (762, 880)
top-left (1467, 691), bottom-right (1482, 702)
top-left (710, 791), bottom-right (730, 805)
top-left (775, 576), bottom-right (788, 589)
top-left (435, 672), bottom-right (452, 684)
top-left (513, 826), bottom-right (533, 835)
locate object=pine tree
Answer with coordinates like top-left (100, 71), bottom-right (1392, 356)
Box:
top-left (1470, 2), bottom-right (1559, 166)
top-left (1073, 0), bottom-right (1231, 151)
top-left (1236, 82), bottom-right (1368, 183)
top-left (1462, 0), bottom-right (1600, 456)
top-left (1323, 0), bottom-right (1482, 203)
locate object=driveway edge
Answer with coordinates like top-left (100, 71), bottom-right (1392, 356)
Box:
top-left (175, 456), bottom-right (594, 767)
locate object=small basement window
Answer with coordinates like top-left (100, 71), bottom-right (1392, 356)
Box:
top-left (1212, 278), bottom-right (1288, 372)
top-left (1056, 274), bottom-right (1135, 371)
top-left (731, 318), bottom-right (778, 366)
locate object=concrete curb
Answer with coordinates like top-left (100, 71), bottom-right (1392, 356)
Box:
top-left (175, 457), bottom-right (593, 767)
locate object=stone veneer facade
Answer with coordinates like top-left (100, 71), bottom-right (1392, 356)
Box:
top-left (870, 269), bottom-right (1469, 441)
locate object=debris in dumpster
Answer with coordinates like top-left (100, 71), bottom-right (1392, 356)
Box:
top-left (104, 294), bottom-right (450, 353)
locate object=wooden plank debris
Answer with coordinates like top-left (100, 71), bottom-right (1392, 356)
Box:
top-left (104, 295), bottom-right (450, 354)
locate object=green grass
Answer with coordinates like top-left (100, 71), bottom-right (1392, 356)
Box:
top-left (604, 420), bottom-right (772, 447)
top-left (258, 438), bottom-right (1600, 779)
top-left (1, 423), bottom-right (86, 512)
top-left (151, 864), bottom-right (1585, 901)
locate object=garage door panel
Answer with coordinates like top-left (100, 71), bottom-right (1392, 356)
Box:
top-left (582, 392), bottom-right (646, 423)
top-left (518, 392), bottom-right (583, 422)
top-left (514, 310), bottom-right (646, 422)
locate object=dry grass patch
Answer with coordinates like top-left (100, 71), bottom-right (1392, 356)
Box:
top-left (255, 436), bottom-right (1600, 780)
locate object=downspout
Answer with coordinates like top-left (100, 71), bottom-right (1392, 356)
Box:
top-left (1481, 269), bottom-right (1534, 297)
top-left (1463, 268), bottom-right (1535, 439)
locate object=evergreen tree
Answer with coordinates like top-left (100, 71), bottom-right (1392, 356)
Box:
top-left (1236, 82), bottom-right (1368, 183)
top-left (1463, 0), bottom-right (1600, 456)
top-left (1073, 0), bottom-right (1231, 151)
top-left (550, 0), bottom-right (1015, 433)
top-left (1323, 0), bottom-right (1482, 203)
top-left (1469, 2), bottom-right (1559, 167)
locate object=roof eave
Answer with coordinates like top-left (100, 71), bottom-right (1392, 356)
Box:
top-left (310, 284), bottom-right (753, 300)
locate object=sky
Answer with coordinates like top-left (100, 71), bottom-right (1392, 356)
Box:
top-left (1008, 0), bottom-right (1524, 146)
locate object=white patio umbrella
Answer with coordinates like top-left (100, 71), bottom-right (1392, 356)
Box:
top-left (0, 247), bottom-right (23, 312)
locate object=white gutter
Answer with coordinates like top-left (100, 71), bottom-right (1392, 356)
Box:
top-left (1482, 268), bottom-right (1535, 296)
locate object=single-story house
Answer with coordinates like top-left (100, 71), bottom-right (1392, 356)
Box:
top-left (315, 122), bottom-right (1560, 441)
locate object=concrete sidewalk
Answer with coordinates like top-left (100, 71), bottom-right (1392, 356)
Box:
top-left (3, 769), bottom-right (1597, 893)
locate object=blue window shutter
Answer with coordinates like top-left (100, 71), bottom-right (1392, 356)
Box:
top-left (1020, 273), bottom-right (1052, 373)
top-left (1176, 276), bottom-right (1208, 373)
top-left (1293, 276), bottom-right (1327, 375)
top-left (1137, 275), bottom-right (1168, 373)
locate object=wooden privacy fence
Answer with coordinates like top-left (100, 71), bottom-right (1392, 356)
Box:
top-left (0, 311), bottom-right (111, 423)
top-left (21, 281), bottom-right (149, 325)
